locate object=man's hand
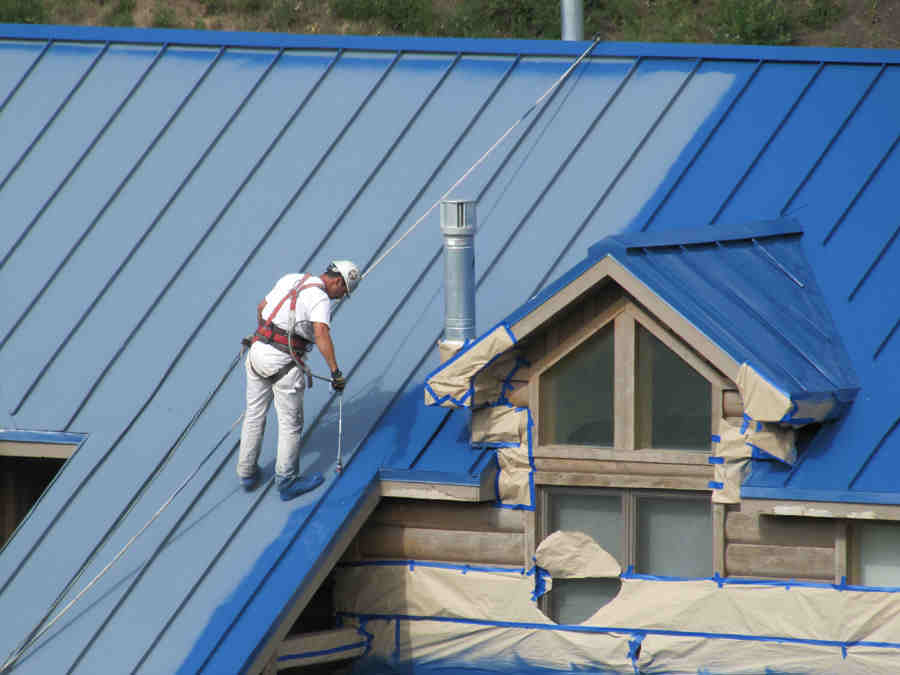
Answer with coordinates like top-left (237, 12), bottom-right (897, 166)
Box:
top-left (331, 369), bottom-right (346, 392)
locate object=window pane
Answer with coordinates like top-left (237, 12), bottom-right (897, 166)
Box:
top-left (636, 496), bottom-right (711, 577)
top-left (637, 325), bottom-right (711, 450)
top-left (549, 491), bottom-right (622, 561)
top-left (856, 522), bottom-right (900, 587)
top-left (551, 578), bottom-right (622, 624)
top-left (541, 324), bottom-right (613, 446)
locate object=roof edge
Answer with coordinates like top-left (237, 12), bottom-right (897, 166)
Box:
top-left (742, 486), bottom-right (900, 506)
top-left (4, 24), bottom-right (900, 64)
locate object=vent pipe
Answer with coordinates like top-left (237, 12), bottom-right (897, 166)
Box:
top-left (561, 0), bottom-right (584, 41)
top-left (439, 199), bottom-right (476, 362)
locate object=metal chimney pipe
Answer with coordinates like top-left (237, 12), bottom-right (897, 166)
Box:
top-left (439, 199), bottom-right (476, 360)
top-left (561, 0), bottom-right (584, 41)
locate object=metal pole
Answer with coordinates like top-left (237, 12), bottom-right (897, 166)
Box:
top-left (336, 392), bottom-right (344, 474)
top-left (561, 0), bottom-right (584, 41)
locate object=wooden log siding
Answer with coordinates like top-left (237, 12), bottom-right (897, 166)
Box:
top-left (347, 498), bottom-right (526, 567)
top-left (724, 507), bottom-right (836, 581)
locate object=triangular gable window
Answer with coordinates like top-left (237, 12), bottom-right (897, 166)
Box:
top-left (533, 293), bottom-right (727, 453)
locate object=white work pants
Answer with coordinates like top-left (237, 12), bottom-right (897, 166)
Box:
top-left (237, 342), bottom-right (305, 481)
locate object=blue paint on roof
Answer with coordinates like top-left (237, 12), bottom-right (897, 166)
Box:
top-left (0, 21), bottom-right (899, 674)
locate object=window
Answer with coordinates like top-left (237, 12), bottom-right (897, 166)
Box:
top-left (542, 487), bottom-right (712, 623)
top-left (540, 324), bottom-right (614, 447)
top-left (533, 298), bottom-right (724, 454)
top-left (636, 325), bottom-right (711, 451)
top-left (852, 521), bottom-right (900, 587)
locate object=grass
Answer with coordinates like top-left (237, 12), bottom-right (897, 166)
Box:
top-left (0, 0), bottom-right (857, 47)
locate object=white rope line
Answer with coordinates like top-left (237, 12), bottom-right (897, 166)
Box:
top-left (362, 35), bottom-right (601, 280)
top-left (1, 379), bottom-right (246, 674)
top-left (1, 37), bottom-right (601, 673)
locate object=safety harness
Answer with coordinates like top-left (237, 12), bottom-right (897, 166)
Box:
top-left (245, 274), bottom-right (324, 385)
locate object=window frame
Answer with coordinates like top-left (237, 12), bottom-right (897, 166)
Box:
top-left (537, 485), bottom-right (713, 621)
top-left (529, 295), bottom-right (732, 458)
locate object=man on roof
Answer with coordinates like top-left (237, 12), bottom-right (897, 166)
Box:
top-left (237, 260), bottom-right (360, 501)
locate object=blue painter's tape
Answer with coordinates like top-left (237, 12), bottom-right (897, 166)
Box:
top-left (709, 481), bottom-right (724, 489)
top-left (708, 456), bottom-right (724, 464)
top-left (530, 566), bottom-right (551, 601)
top-left (711, 434), bottom-right (721, 443)
top-left (336, 611), bottom-right (900, 652)
top-left (276, 640), bottom-right (367, 662)
top-left (748, 443), bottom-right (794, 465)
top-left (339, 559), bottom-right (526, 575)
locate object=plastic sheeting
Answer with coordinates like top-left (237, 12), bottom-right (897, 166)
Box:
top-left (336, 561), bottom-right (900, 674)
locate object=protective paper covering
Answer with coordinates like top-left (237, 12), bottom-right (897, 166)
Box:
top-left (425, 324), bottom-right (516, 407)
top-left (534, 531), bottom-right (621, 578)
top-left (496, 442), bottom-right (533, 505)
top-left (336, 562), bottom-right (900, 674)
top-left (736, 362), bottom-right (835, 424)
top-left (711, 417), bottom-right (796, 504)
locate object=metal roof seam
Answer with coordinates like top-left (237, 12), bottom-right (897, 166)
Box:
top-left (473, 56), bottom-right (588, 205)
top-left (781, 63), bottom-right (886, 219)
top-left (66, 419), bottom-right (242, 673)
top-left (676, 243), bottom-right (838, 390)
top-left (848, 221), bottom-right (900, 302)
top-left (62, 46), bottom-right (283, 428)
top-left (0, 42), bottom-right (109, 270)
top-left (0, 350), bottom-right (243, 648)
top-left (638, 247), bottom-right (806, 390)
top-left (0, 38), bottom-right (51, 113)
top-left (750, 239), bottom-right (805, 288)
top-left (536, 57), bottom-right (701, 293)
top-left (823, 124), bottom-right (900, 246)
top-left (8, 46), bottom-right (227, 419)
top-left (874, 318), bottom-right (900, 361)
top-left (0, 44), bottom-right (168, 355)
top-left (640, 60), bottom-right (764, 232)
top-left (710, 62), bottom-right (825, 225)
top-left (478, 57), bottom-right (642, 292)
top-left (847, 415), bottom-right (900, 490)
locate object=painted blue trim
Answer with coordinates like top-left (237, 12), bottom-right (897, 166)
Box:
top-left (625, 219), bottom-right (802, 249)
top-left (741, 486), bottom-right (900, 505)
top-left (0, 44), bottom-right (168, 354)
top-left (377, 468), bottom-right (482, 486)
top-left (641, 59), bottom-right (764, 231)
top-left (276, 640), bottom-right (367, 662)
top-left (0, 430), bottom-right (85, 444)
top-left (337, 611), bottom-right (900, 651)
top-left (5, 23), bottom-right (900, 64)
top-left (10, 46), bottom-right (227, 418)
top-left (0, 38), bottom-right (50, 113)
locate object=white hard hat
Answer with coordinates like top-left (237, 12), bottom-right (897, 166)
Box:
top-left (328, 260), bottom-right (360, 296)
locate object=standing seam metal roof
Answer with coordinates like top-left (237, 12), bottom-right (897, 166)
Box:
top-left (0, 22), bottom-right (899, 673)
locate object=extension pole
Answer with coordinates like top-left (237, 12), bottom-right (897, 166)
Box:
top-left (335, 392), bottom-right (344, 474)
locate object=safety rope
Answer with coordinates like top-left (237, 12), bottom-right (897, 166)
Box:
top-left (1, 36), bottom-right (601, 673)
top-left (362, 34), bottom-right (601, 280)
top-left (0, 349), bottom-right (246, 674)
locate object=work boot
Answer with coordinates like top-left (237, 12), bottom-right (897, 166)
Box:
top-left (276, 472), bottom-right (324, 501)
top-left (240, 466), bottom-right (260, 492)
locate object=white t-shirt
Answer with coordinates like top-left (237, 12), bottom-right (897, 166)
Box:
top-left (263, 273), bottom-right (331, 342)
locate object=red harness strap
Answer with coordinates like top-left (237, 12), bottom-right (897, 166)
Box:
top-left (253, 274), bottom-right (324, 358)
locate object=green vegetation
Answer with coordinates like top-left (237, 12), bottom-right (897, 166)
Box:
top-left (0, 0), bottom-right (874, 49)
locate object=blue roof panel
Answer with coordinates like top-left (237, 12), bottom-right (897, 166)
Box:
top-left (0, 23), bottom-right (898, 674)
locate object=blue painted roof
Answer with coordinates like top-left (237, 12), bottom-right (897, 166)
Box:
top-left (1, 22), bottom-right (899, 674)
top-left (507, 218), bottom-right (858, 411)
